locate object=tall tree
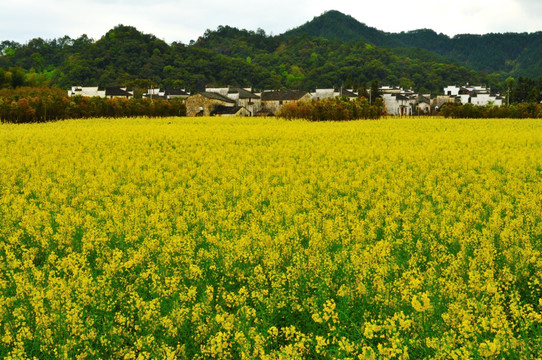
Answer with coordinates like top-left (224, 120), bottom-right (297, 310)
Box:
top-left (370, 80), bottom-right (380, 105)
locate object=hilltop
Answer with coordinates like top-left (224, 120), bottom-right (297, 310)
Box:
top-left (281, 10), bottom-right (402, 47)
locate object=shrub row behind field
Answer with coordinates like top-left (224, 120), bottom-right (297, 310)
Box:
top-left (278, 96), bottom-right (384, 121)
top-left (440, 101), bottom-right (542, 118)
top-left (0, 87), bottom-right (186, 123)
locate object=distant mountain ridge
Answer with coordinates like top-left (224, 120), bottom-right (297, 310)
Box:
top-left (282, 10), bottom-right (542, 77)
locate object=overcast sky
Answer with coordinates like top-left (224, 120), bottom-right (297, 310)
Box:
top-left (2, 0), bottom-right (542, 44)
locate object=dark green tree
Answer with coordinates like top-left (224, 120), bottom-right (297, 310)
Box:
top-left (370, 80), bottom-right (380, 105)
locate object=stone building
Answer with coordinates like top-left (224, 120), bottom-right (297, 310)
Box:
top-left (416, 95), bottom-right (431, 115)
top-left (185, 92), bottom-right (236, 116)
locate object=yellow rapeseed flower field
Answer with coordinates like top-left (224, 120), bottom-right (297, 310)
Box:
top-left (1, 116), bottom-right (541, 359)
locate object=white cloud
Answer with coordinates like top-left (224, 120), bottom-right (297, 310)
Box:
top-left (1, 0), bottom-right (541, 44)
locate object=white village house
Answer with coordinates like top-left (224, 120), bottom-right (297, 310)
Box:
top-left (380, 84), bottom-right (504, 115)
top-left (443, 85), bottom-right (504, 106)
top-left (143, 88), bottom-right (190, 100)
top-left (68, 86), bottom-right (133, 99)
top-left (380, 88), bottom-right (417, 116)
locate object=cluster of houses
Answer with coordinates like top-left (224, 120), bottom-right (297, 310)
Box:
top-left (68, 86), bottom-right (135, 98)
top-left (185, 88), bottom-right (312, 117)
top-left (68, 84), bottom-right (504, 116)
top-left (67, 86), bottom-right (191, 100)
top-left (380, 85), bottom-right (504, 116)
top-left (443, 85), bottom-right (504, 107)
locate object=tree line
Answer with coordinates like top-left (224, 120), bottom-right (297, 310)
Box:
top-left (440, 102), bottom-right (542, 119)
top-left (506, 77), bottom-right (542, 103)
top-left (0, 87), bottom-right (186, 123)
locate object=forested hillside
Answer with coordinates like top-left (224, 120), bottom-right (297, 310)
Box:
top-left (1, 10), bottom-right (541, 94)
top-left (285, 11), bottom-right (542, 78)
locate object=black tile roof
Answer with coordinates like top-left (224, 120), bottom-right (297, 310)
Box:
top-left (418, 96), bottom-right (431, 104)
top-left (338, 89), bottom-right (357, 97)
top-left (199, 91), bottom-right (236, 103)
top-left (165, 89), bottom-right (189, 96)
top-left (395, 94), bottom-right (410, 101)
top-left (211, 105), bottom-right (245, 115)
top-left (228, 87), bottom-right (260, 99)
top-left (261, 90), bottom-right (309, 101)
top-left (105, 87), bottom-right (132, 96)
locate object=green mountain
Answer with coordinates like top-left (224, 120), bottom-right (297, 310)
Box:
top-left (1, 10), bottom-right (541, 94)
top-left (391, 30), bottom-right (542, 76)
top-left (284, 10), bottom-right (542, 77)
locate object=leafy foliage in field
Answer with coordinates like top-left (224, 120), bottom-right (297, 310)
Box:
top-left (440, 102), bottom-right (542, 118)
top-left (1, 117), bottom-right (541, 359)
top-left (278, 96), bottom-right (384, 121)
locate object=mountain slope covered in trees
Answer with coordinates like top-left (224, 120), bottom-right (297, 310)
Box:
top-left (1, 10), bottom-right (541, 94)
top-left (286, 10), bottom-right (542, 78)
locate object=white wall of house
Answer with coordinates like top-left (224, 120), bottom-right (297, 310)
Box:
top-left (443, 86), bottom-right (460, 96)
top-left (471, 93), bottom-right (489, 106)
top-left (68, 86), bottom-right (105, 97)
top-left (205, 88), bottom-right (229, 96)
top-left (312, 89), bottom-right (336, 99)
top-left (458, 94), bottom-right (470, 104)
top-left (226, 92), bottom-right (240, 102)
top-left (382, 94), bottom-right (396, 114)
top-left (473, 93), bottom-right (503, 106)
